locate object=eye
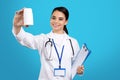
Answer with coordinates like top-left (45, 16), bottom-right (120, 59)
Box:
top-left (51, 16), bottom-right (56, 20)
top-left (59, 17), bottom-right (64, 21)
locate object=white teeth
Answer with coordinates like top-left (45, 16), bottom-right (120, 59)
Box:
top-left (53, 24), bottom-right (59, 27)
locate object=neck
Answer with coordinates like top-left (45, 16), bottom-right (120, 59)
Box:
top-left (53, 30), bottom-right (64, 34)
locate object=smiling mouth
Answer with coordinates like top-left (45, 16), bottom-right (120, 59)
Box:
top-left (53, 24), bottom-right (60, 28)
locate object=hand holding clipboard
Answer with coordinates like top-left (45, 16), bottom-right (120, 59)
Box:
top-left (72, 43), bottom-right (91, 79)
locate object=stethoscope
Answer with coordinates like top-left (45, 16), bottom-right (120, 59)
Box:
top-left (45, 38), bottom-right (65, 69)
top-left (44, 38), bottom-right (74, 61)
top-left (44, 38), bottom-right (53, 60)
top-left (45, 38), bottom-right (53, 47)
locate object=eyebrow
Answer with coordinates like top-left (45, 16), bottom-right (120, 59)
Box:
top-left (52, 15), bottom-right (55, 17)
top-left (52, 15), bottom-right (64, 19)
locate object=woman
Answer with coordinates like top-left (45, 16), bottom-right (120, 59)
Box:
top-left (12, 6), bottom-right (84, 80)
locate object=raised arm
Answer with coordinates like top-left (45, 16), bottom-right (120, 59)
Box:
top-left (12, 9), bottom-right (44, 50)
top-left (13, 9), bottom-right (29, 35)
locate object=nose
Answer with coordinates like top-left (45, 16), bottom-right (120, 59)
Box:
top-left (54, 19), bottom-right (59, 23)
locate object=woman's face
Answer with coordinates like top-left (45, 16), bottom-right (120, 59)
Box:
top-left (50, 10), bottom-right (68, 33)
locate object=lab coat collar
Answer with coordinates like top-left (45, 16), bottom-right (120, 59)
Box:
top-left (47, 31), bottom-right (70, 40)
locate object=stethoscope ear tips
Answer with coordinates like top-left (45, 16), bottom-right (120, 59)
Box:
top-left (45, 38), bottom-right (53, 47)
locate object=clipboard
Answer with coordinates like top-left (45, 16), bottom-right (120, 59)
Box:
top-left (72, 43), bottom-right (91, 79)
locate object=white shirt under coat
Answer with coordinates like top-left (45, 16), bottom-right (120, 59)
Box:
top-left (12, 27), bottom-right (80, 80)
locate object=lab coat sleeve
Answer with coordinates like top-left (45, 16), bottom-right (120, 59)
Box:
top-left (12, 27), bottom-right (44, 50)
top-left (71, 39), bottom-right (80, 64)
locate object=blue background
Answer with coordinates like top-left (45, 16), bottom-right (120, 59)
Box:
top-left (0, 0), bottom-right (120, 80)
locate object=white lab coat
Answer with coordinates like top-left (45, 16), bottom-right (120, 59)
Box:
top-left (12, 27), bottom-right (80, 80)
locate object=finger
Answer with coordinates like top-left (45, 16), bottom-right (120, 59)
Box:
top-left (81, 65), bottom-right (84, 69)
top-left (77, 69), bottom-right (83, 74)
top-left (16, 9), bottom-right (24, 15)
top-left (78, 66), bottom-right (83, 69)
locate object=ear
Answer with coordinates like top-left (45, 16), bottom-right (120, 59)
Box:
top-left (65, 20), bottom-right (68, 25)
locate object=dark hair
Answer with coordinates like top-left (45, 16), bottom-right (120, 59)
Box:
top-left (51, 7), bottom-right (69, 34)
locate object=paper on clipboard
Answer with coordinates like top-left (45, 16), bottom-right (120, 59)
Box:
top-left (72, 43), bottom-right (91, 79)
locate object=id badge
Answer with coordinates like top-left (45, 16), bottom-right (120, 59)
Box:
top-left (54, 68), bottom-right (66, 77)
